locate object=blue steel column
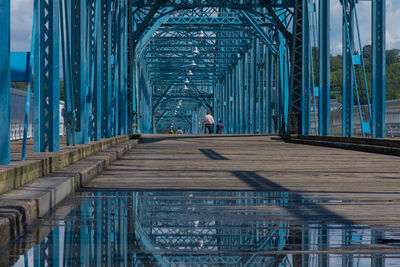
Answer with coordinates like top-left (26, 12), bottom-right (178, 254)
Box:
top-left (342, 0), bottom-right (355, 137)
top-left (102, 0), bottom-right (112, 138)
top-left (302, 0), bottom-right (311, 135)
top-left (246, 51), bottom-right (251, 133)
top-left (93, 0), bottom-right (102, 141)
top-left (372, 0), bottom-right (386, 138)
top-left (266, 48), bottom-right (273, 134)
top-left (233, 64), bottom-right (236, 133)
top-left (0, 0), bottom-right (10, 165)
top-left (71, 0), bottom-right (89, 144)
top-left (319, 0), bottom-right (330, 136)
top-left (235, 61), bottom-right (240, 133)
top-left (239, 56), bottom-right (245, 133)
top-left (259, 45), bottom-right (265, 134)
top-left (249, 40), bottom-right (255, 133)
top-left (34, 0), bottom-right (60, 152)
top-left (252, 39), bottom-right (258, 133)
top-left (113, 1), bottom-right (120, 136)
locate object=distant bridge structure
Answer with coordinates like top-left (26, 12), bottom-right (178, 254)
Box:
top-left (0, 0), bottom-right (387, 164)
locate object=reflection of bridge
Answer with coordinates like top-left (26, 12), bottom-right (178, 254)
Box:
top-left (10, 191), bottom-right (386, 266)
top-left (2, 135), bottom-right (396, 266)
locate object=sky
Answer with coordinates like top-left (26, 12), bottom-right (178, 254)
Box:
top-left (10, 0), bottom-right (400, 55)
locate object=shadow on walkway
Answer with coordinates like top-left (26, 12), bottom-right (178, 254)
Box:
top-left (231, 170), bottom-right (355, 225)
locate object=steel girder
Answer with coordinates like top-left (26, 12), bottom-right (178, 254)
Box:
top-left (0, 1), bottom-right (10, 164)
top-left (62, 0), bottom-right (128, 142)
top-left (130, 0), bottom-right (295, 8)
top-left (0, 0), bottom-right (389, 164)
top-left (342, 0), bottom-right (355, 137)
top-left (34, 0), bottom-right (60, 152)
top-left (128, 3), bottom-right (296, 133)
top-left (372, 0), bottom-right (386, 138)
top-left (318, 0), bottom-right (330, 136)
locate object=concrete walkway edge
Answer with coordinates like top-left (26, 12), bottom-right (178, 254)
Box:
top-left (285, 135), bottom-right (400, 156)
top-left (0, 137), bottom-right (139, 249)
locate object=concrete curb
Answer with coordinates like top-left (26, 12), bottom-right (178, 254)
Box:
top-left (0, 138), bottom-right (139, 249)
top-left (285, 135), bottom-right (400, 156)
top-left (0, 135), bottom-right (133, 196)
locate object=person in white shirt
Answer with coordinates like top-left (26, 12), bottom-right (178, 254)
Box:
top-left (176, 127), bottom-right (184, 134)
top-left (202, 111), bottom-right (214, 134)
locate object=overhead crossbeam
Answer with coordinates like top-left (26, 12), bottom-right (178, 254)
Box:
top-left (240, 10), bottom-right (278, 55)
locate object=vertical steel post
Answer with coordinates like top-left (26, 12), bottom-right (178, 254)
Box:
top-left (235, 62), bottom-right (240, 133)
top-left (302, 0), bottom-right (311, 135)
top-left (319, 0), bottom-right (330, 136)
top-left (252, 39), bottom-right (258, 133)
top-left (0, 0), bottom-right (10, 165)
top-left (94, 0), bottom-right (103, 141)
top-left (113, 1), bottom-right (120, 136)
top-left (71, 0), bottom-right (89, 144)
top-left (246, 51), bottom-right (251, 133)
top-left (103, 0), bottom-right (112, 137)
top-left (259, 45), bottom-right (265, 134)
top-left (250, 40), bottom-right (255, 133)
top-left (266, 48), bottom-right (273, 134)
top-left (342, 0), bottom-right (355, 137)
top-left (232, 67), bottom-right (236, 133)
top-left (34, 0), bottom-right (60, 152)
top-left (372, 0), bottom-right (386, 138)
top-left (239, 56), bottom-right (245, 133)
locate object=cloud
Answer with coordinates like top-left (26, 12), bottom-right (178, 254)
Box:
top-left (11, 0), bottom-right (33, 52)
top-left (9, 0), bottom-right (400, 54)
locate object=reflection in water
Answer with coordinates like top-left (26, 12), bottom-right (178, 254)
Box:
top-left (2, 191), bottom-right (399, 266)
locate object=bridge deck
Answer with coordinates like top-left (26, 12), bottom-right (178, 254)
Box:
top-left (86, 134), bottom-right (400, 225)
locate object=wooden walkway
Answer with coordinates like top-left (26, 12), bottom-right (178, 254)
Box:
top-left (85, 134), bottom-right (400, 226)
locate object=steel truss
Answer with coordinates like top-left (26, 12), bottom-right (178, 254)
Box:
top-left (0, 0), bottom-right (388, 163)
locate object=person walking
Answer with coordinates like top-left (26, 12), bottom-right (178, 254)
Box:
top-left (203, 111), bottom-right (214, 134)
top-left (216, 120), bottom-right (225, 134)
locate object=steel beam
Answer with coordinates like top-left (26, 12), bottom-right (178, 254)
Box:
top-left (342, 0), bottom-right (355, 137)
top-left (372, 0), bottom-right (386, 138)
top-left (71, 0), bottom-right (89, 144)
top-left (301, 0), bottom-right (311, 135)
top-left (34, 0), bottom-right (60, 152)
top-left (318, 0), bottom-right (330, 136)
top-left (0, 0), bottom-right (10, 165)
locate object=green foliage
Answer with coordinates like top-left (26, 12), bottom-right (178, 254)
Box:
top-left (11, 79), bottom-right (65, 101)
top-left (311, 45), bottom-right (400, 104)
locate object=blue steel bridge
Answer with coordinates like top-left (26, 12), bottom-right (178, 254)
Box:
top-left (0, 0), bottom-right (387, 165)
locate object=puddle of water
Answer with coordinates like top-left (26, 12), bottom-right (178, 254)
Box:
top-left (1, 191), bottom-right (400, 266)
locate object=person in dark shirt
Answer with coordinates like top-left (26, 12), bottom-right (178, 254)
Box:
top-left (216, 120), bottom-right (225, 134)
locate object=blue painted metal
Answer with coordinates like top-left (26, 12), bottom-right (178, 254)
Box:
top-left (34, 0), bottom-right (60, 152)
top-left (102, 0), bottom-right (113, 138)
top-left (0, 0), bottom-right (391, 164)
top-left (342, 0), bottom-right (354, 137)
top-left (318, 0), bottom-right (330, 136)
top-left (93, 0), bottom-right (102, 141)
top-left (372, 0), bottom-right (386, 138)
top-left (266, 48), bottom-right (273, 134)
top-left (0, 0), bottom-right (10, 165)
top-left (22, 1), bottom-right (37, 161)
top-left (241, 11), bottom-right (277, 55)
top-left (10, 53), bottom-right (30, 82)
top-left (60, 0), bottom-right (75, 146)
top-left (71, 0), bottom-right (89, 144)
top-left (301, 0), bottom-right (311, 135)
